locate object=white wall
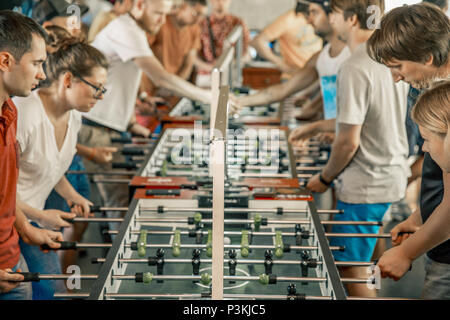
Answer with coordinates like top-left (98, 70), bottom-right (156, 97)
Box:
top-left (385, 0), bottom-right (421, 12)
top-left (223, 0), bottom-right (426, 31)
top-left (227, 0), bottom-right (297, 30)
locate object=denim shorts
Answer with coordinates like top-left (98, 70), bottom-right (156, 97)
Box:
top-left (330, 201), bottom-right (391, 262)
top-left (422, 255), bottom-right (450, 299)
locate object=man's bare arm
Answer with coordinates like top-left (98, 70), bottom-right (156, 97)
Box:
top-left (134, 55), bottom-right (211, 104)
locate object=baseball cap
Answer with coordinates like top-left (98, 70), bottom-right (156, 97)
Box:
top-left (32, 0), bottom-right (89, 25)
top-left (298, 0), bottom-right (332, 13)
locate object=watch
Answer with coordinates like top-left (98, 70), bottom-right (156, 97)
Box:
top-left (319, 173), bottom-right (332, 186)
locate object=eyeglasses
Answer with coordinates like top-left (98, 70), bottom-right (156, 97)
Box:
top-left (74, 72), bottom-right (107, 99)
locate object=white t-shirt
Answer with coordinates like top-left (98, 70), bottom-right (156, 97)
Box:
top-left (84, 14), bottom-right (154, 132)
top-left (316, 43), bottom-right (351, 119)
top-left (335, 43), bottom-right (409, 204)
top-left (13, 90), bottom-right (82, 211)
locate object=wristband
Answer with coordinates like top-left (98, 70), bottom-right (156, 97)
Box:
top-left (319, 173), bottom-right (332, 186)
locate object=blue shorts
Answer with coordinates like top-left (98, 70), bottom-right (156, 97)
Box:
top-left (330, 201), bottom-right (391, 262)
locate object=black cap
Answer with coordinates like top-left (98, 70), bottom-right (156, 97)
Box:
top-left (298, 0), bottom-right (332, 13)
top-left (32, 0), bottom-right (89, 25)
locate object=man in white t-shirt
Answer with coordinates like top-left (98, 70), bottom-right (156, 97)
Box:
top-left (231, 0), bottom-right (350, 120)
top-left (83, 0), bottom-right (211, 136)
top-left (79, 0), bottom-right (211, 211)
top-left (302, 0), bottom-right (409, 297)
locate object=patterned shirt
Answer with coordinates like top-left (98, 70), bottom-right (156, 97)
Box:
top-left (199, 14), bottom-right (250, 63)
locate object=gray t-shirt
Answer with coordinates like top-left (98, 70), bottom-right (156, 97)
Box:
top-left (335, 43), bottom-right (409, 204)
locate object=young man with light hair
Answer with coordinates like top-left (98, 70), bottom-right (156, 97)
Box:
top-left (367, 3), bottom-right (450, 299)
top-left (79, 0), bottom-right (211, 214)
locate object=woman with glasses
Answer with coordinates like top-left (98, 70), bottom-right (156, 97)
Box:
top-left (12, 37), bottom-right (108, 300)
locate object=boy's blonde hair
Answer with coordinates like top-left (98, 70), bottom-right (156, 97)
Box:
top-left (411, 81), bottom-right (450, 136)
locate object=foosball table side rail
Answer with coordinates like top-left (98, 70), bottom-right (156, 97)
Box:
top-left (88, 199), bottom-right (140, 300)
top-left (307, 201), bottom-right (347, 300)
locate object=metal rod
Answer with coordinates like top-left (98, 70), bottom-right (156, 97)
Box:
top-left (296, 166), bottom-right (323, 171)
top-left (67, 171), bottom-right (136, 176)
top-left (139, 207), bottom-right (342, 215)
top-left (136, 218), bottom-right (311, 224)
top-left (136, 218), bottom-right (373, 226)
top-left (93, 257), bottom-right (374, 268)
top-left (92, 178), bottom-right (131, 184)
top-left (75, 243), bottom-right (112, 248)
top-left (325, 233), bottom-right (391, 238)
top-left (68, 208), bottom-right (342, 220)
top-left (111, 274), bottom-right (327, 283)
top-left (33, 274), bottom-right (98, 280)
top-left (54, 293), bottom-right (90, 299)
top-left (73, 217), bottom-right (125, 223)
top-left (124, 243), bottom-right (344, 251)
top-left (101, 222), bottom-right (380, 234)
top-left (111, 274), bottom-right (369, 284)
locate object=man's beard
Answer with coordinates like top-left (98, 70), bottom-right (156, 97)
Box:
top-left (315, 29), bottom-right (329, 39)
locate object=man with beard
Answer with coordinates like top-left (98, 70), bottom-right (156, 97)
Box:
top-left (78, 0), bottom-right (211, 225)
top-left (231, 0), bottom-right (351, 126)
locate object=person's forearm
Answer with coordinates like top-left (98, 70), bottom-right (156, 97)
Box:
top-left (14, 206), bottom-right (32, 238)
top-left (16, 199), bottom-right (45, 223)
top-left (158, 72), bottom-right (211, 103)
top-left (321, 131), bottom-right (359, 182)
top-left (316, 119), bottom-right (336, 133)
top-left (177, 51), bottom-right (196, 80)
top-left (301, 80), bottom-right (320, 98)
top-left (401, 172), bottom-right (450, 260)
top-left (409, 155), bottom-right (424, 183)
top-left (306, 94), bottom-right (322, 109)
top-left (251, 35), bottom-right (285, 69)
top-left (135, 57), bottom-right (211, 104)
top-left (54, 176), bottom-right (81, 203)
top-left (76, 143), bottom-right (94, 159)
top-left (409, 207), bottom-right (423, 227)
top-left (193, 54), bottom-right (213, 71)
top-left (240, 67), bottom-right (318, 107)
